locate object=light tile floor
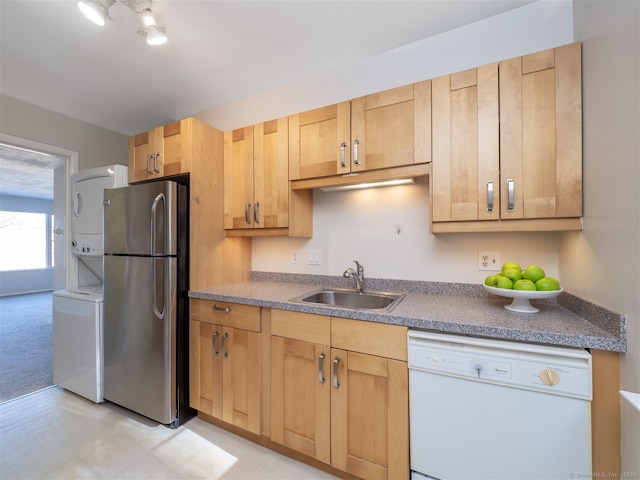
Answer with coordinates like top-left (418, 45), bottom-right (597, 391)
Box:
top-left (0, 386), bottom-right (339, 480)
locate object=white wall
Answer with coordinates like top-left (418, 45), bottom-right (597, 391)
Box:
top-left (0, 94), bottom-right (128, 171)
top-left (569, 0), bottom-right (640, 474)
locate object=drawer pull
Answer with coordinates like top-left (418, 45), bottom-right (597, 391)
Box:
top-left (353, 139), bottom-right (360, 166)
top-left (221, 332), bottom-right (229, 358)
top-left (212, 330), bottom-right (220, 355)
top-left (340, 142), bottom-right (347, 168)
top-left (213, 305), bottom-right (232, 313)
top-left (506, 179), bottom-right (515, 212)
top-left (333, 356), bottom-right (341, 388)
top-left (487, 181), bottom-right (494, 213)
top-left (318, 352), bottom-right (326, 383)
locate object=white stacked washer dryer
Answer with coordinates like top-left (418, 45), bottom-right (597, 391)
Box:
top-left (52, 165), bottom-right (127, 403)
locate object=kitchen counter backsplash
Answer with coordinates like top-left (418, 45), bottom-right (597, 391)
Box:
top-left (188, 271), bottom-right (626, 352)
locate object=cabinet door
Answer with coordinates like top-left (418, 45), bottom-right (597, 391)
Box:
top-left (331, 349), bottom-right (409, 480)
top-left (431, 64), bottom-right (499, 223)
top-left (350, 81), bottom-right (431, 173)
top-left (500, 42), bottom-right (582, 219)
top-left (189, 320), bottom-right (223, 418)
top-left (222, 326), bottom-right (261, 434)
top-left (270, 336), bottom-right (331, 463)
top-left (289, 102), bottom-right (351, 180)
top-left (128, 127), bottom-right (162, 183)
top-left (223, 126), bottom-right (254, 229)
top-left (161, 120), bottom-right (190, 177)
top-left (253, 118), bottom-right (289, 229)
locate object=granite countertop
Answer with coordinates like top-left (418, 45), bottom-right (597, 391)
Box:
top-left (188, 272), bottom-right (626, 352)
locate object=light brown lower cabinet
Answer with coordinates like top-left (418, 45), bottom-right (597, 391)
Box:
top-left (270, 309), bottom-right (409, 480)
top-left (189, 299), bottom-right (261, 434)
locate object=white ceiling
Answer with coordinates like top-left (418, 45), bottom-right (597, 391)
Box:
top-left (0, 0), bottom-right (536, 199)
top-left (0, 0), bottom-right (536, 137)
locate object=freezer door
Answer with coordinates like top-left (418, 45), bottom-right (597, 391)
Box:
top-left (103, 181), bottom-right (178, 256)
top-left (103, 255), bottom-right (177, 424)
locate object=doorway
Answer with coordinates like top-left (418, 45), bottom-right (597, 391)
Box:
top-left (0, 135), bottom-right (77, 402)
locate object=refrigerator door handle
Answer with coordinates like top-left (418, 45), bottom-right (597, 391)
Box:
top-left (152, 258), bottom-right (165, 319)
top-left (151, 192), bottom-right (165, 255)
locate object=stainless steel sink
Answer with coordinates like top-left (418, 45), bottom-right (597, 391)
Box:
top-left (290, 288), bottom-right (404, 312)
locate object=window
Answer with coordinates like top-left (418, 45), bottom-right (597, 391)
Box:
top-left (0, 211), bottom-right (54, 271)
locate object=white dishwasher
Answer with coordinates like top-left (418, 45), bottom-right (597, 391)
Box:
top-left (408, 330), bottom-right (592, 480)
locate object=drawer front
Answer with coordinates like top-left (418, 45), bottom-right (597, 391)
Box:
top-left (271, 309), bottom-right (330, 346)
top-left (331, 317), bottom-right (407, 361)
top-left (191, 299), bottom-right (261, 332)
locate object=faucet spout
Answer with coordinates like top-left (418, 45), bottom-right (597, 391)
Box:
top-left (343, 260), bottom-right (365, 293)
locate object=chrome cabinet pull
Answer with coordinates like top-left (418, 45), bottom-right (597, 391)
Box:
top-left (487, 181), bottom-right (494, 213)
top-left (212, 305), bottom-right (232, 313)
top-left (333, 356), bottom-right (341, 388)
top-left (153, 153), bottom-right (161, 173)
top-left (353, 139), bottom-right (360, 165)
top-left (340, 142), bottom-right (347, 168)
top-left (221, 332), bottom-right (229, 358)
top-left (254, 201), bottom-right (260, 224)
top-left (245, 202), bottom-right (252, 224)
top-left (318, 352), bottom-right (326, 383)
top-left (212, 330), bottom-right (220, 355)
top-left (146, 154), bottom-right (153, 174)
top-left (506, 179), bottom-right (515, 212)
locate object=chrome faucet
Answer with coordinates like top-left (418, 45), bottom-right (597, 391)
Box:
top-left (343, 260), bottom-right (365, 294)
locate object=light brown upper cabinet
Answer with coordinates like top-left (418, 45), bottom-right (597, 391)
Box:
top-left (128, 120), bottom-right (190, 183)
top-left (430, 42), bottom-right (583, 233)
top-left (431, 63), bottom-right (500, 224)
top-left (224, 118), bottom-right (312, 237)
top-left (289, 82), bottom-right (431, 181)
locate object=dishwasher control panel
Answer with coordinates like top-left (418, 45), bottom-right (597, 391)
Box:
top-left (408, 330), bottom-right (592, 400)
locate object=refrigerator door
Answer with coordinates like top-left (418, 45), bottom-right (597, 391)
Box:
top-left (104, 181), bottom-right (178, 256)
top-left (103, 255), bottom-right (177, 424)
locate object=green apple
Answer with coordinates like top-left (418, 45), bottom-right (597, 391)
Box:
top-left (513, 279), bottom-right (537, 291)
top-left (523, 265), bottom-right (545, 283)
top-left (484, 274), bottom-right (498, 286)
top-left (502, 268), bottom-right (522, 283)
top-left (535, 276), bottom-right (561, 291)
top-left (493, 275), bottom-right (514, 289)
top-left (501, 261), bottom-right (521, 273)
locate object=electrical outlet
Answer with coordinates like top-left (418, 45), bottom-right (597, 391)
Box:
top-left (291, 250), bottom-right (299, 264)
top-left (394, 225), bottom-right (404, 235)
top-left (307, 249), bottom-right (322, 265)
top-left (478, 252), bottom-right (501, 271)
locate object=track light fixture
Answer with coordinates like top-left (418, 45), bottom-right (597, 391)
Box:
top-left (78, 0), bottom-right (168, 46)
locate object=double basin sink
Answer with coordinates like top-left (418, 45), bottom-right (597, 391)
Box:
top-left (290, 288), bottom-right (404, 312)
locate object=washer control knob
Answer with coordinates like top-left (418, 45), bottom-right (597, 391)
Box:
top-left (539, 368), bottom-right (560, 386)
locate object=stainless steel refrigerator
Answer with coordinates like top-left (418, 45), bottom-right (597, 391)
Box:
top-left (103, 178), bottom-right (194, 427)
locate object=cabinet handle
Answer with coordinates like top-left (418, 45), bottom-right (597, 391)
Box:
top-left (254, 201), bottom-right (260, 224)
top-left (353, 139), bottom-right (360, 166)
top-left (318, 352), bottom-right (326, 383)
top-left (221, 332), bottom-right (229, 358)
top-left (212, 330), bottom-right (220, 355)
top-left (146, 154), bottom-right (153, 174)
top-left (340, 142), bottom-right (347, 168)
top-left (245, 203), bottom-right (252, 224)
top-left (487, 181), bottom-right (494, 213)
top-left (153, 153), bottom-right (161, 173)
top-left (212, 305), bottom-right (232, 313)
top-left (332, 356), bottom-right (341, 388)
top-left (506, 179), bottom-right (515, 212)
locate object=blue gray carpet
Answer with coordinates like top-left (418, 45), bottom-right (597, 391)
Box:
top-left (0, 292), bottom-right (53, 403)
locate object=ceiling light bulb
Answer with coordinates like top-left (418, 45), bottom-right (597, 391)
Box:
top-left (146, 25), bottom-right (167, 46)
top-left (78, 0), bottom-right (111, 26)
top-left (140, 9), bottom-right (156, 27)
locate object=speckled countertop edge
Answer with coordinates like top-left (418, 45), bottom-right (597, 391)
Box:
top-left (188, 272), bottom-right (626, 352)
